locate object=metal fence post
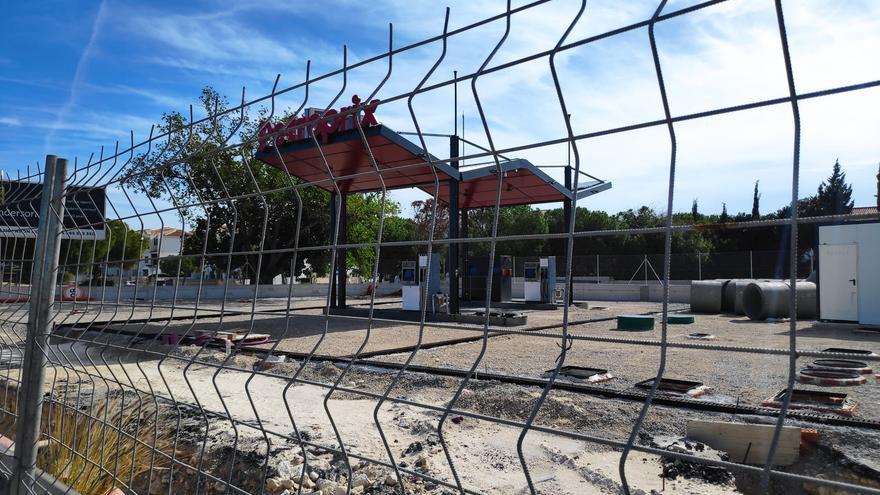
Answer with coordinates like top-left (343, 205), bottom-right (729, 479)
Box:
top-left (749, 250), bottom-right (754, 279)
top-left (809, 248), bottom-right (814, 274)
top-left (10, 156), bottom-right (67, 495)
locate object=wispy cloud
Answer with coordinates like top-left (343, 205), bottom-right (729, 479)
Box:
top-left (42, 0), bottom-right (109, 155)
top-left (0, 117), bottom-right (22, 126)
top-left (4, 0), bottom-right (878, 219)
top-left (0, 75), bottom-right (67, 91)
top-left (123, 9), bottom-right (307, 70)
top-left (83, 82), bottom-right (191, 110)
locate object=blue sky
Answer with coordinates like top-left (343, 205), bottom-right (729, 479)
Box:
top-left (1, 0), bottom-right (879, 225)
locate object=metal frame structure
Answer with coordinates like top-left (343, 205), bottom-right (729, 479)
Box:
top-left (257, 123), bottom-right (610, 311)
top-left (0, 1), bottom-right (878, 494)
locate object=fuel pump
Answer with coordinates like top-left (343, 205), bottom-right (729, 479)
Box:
top-left (540, 256), bottom-right (557, 303)
top-left (523, 262), bottom-right (540, 302)
top-left (492, 255), bottom-right (513, 302)
top-left (461, 254), bottom-right (512, 302)
top-left (401, 255), bottom-right (441, 311)
top-left (524, 256), bottom-right (556, 303)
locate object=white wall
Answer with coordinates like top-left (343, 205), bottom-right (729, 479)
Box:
top-left (511, 277), bottom-right (690, 303)
top-left (78, 282), bottom-right (402, 302)
top-left (150, 235), bottom-right (183, 258)
top-left (819, 222), bottom-right (880, 325)
top-left (36, 280), bottom-right (692, 304)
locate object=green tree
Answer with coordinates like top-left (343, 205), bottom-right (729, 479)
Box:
top-left (719, 203), bottom-right (729, 223)
top-left (774, 195), bottom-right (821, 219)
top-left (377, 216), bottom-right (419, 279)
top-left (125, 87), bottom-right (335, 283)
top-left (102, 220), bottom-right (149, 270)
top-left (466, 205), bottom-right (547, 255)
top-left (874, 164), bottom-right (880, 210)
top-left (691, 199), bottom-right (699, 223)
top-left (751, 180), bottom-right (760, 219)
top-left (345, 193), bottom-right (402, 279)
top-left (61, 219), bottom-right (148, 280)
top-left (159, 255), bottom-right (199, 278)
top-left (411, 198), bottom-right (448, 240)
top-left (816, 159), bottom-right (854, 215)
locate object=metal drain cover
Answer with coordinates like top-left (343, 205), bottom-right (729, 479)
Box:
top-left (634, 377), bottom-right (703, 393)
top-left (551, 366), bottom-right (608, 378)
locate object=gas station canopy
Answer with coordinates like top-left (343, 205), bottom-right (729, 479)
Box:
top-left (421, 159), bottom-right (611, 209)
top-left (255, 125), bottom-right (610, 208)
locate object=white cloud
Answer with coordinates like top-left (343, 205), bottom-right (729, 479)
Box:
top-left (42, 0), bottom-right (109, 156)
top-left (366, 0), bottom-right (880, 214)
top-left (0, 117), bottom-right (22, 126)
top-left (10, 0), bottom-right (878, 226)
top-left (83, 83), bottom-right (192, 110)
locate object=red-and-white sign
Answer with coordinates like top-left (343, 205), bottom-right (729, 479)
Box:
top-left (257, 95), bottom-right (380, 151)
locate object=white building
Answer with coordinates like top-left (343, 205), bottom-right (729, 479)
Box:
top-left (818, 217), bottom-right (880, 325)
top-left (138, 227), bottom-right (186, 277)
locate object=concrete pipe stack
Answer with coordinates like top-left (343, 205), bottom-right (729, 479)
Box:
top-left (690, 280), bottom-right (726, 313)
top-left (721, 279), bottom-right (741, 313)
top-left (741, 281), bottom-right (817, 320)
top-left (690, 279), bottom-right (752, 315)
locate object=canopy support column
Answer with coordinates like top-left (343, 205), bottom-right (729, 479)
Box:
top-left (448, 136), bottom-right (460, 315)
top-left (338, 193), bottom-right (347, 308)
top-left (564, 166), bottom-right (574, 306)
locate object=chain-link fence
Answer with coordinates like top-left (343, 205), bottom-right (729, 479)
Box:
top-left (512, 250), bottom-right (815, 282)
top-left (1, 1), bottom-right (880, 495)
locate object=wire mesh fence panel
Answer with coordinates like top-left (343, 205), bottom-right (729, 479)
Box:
top-left (1, 1), bottom-right (880, 495)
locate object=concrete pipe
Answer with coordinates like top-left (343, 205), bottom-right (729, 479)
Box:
top-left (690, 280), bottom-right (725, 313)
top-left (733, 280), bottom-right (750, 315)
top-left (742, 281), bottom-right (817, 320)
top-left (734, 280), bottom-right (773, 314)
top-left (721, 279), bottom-right (742, 313)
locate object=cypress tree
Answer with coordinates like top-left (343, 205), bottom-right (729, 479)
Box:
top-left (751, 180), bottom-right (761, 219)
top-left (816, 159), bottom-right (854, 215)
top-left (874, 164), bottom-right (880, 210)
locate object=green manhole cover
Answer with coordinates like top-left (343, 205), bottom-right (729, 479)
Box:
top-left (668, 314), bottom-right (695, 324)
top-left (617, 315), bottom-right (655, 331)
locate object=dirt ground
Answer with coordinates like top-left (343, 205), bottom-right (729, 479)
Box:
top-left (1, 297), bottom-right (879, 494)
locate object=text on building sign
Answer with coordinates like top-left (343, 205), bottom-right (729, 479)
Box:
top-left (258, 95), bottom-right (380, 150)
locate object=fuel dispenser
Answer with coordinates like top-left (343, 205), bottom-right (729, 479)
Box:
top-left (523, 256), bottom-right (556, 303)
top-left (492, 255), bottom-right (513, 302)
top-left (461, 254), bottom-right (512, 303)
top-left (401, 255), bottom-right (441, 311)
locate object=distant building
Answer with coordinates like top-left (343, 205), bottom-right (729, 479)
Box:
top-left (851, 206), bottom-right (879, 216)
top-left (138, 227), bottom-right (186, 277)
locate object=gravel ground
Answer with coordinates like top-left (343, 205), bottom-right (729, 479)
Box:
top-left (3, 298), bottom-right (880, 494)
top-left (372, 311), bottom-right (880, 422)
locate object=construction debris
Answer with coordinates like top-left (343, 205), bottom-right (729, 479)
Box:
top-left (761, 389), bottom-right (858, 416)
top-left (686, 420), bottom-right (801, 466)
top-left (648, 435), bottom-right (734, 485)
top-left (544, 366), bottom-right (614, 383)
top-left (634, 377), bottom-right (710, 397)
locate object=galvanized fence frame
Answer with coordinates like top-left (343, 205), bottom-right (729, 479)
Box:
top-left (0, 1), bottom-right (879, 494)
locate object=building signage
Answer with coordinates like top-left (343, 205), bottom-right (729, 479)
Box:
top-left (257, 94), bottom-right (380, 151)
top-left (0, 180), bottom-right (106, 239)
